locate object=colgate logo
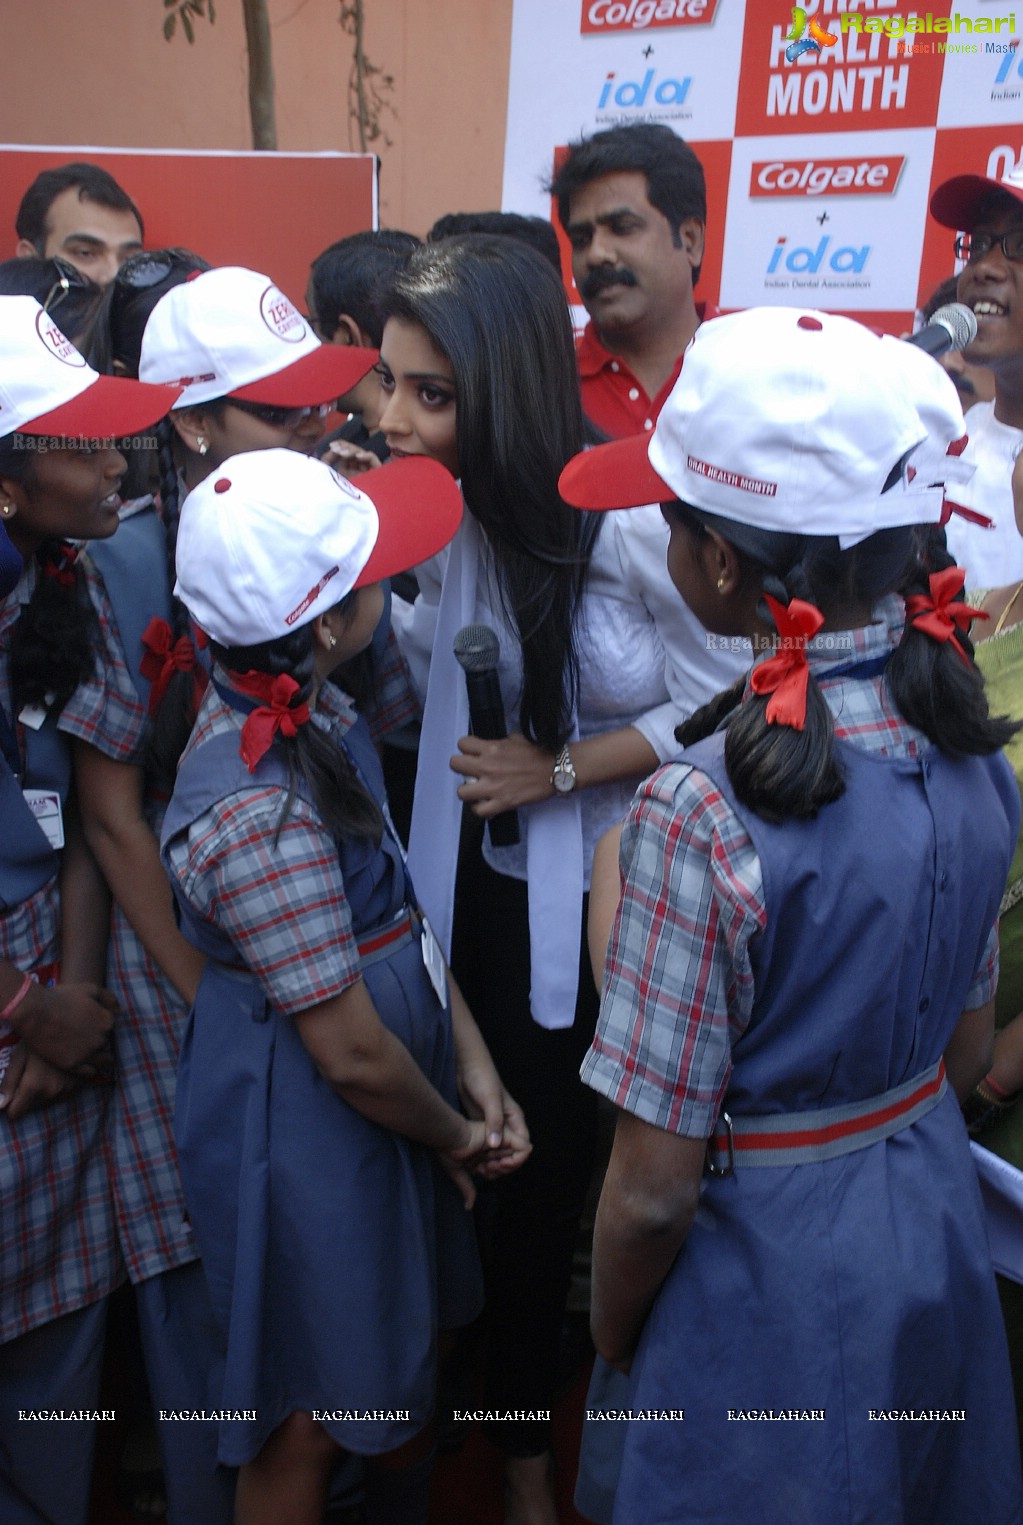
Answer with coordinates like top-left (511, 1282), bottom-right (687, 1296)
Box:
top-left (751, 157), bottom-right (905, 198)
top-left (581, 0), bottom-right (718, 35)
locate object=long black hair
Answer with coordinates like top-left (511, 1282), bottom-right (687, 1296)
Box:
top-left (381, 234), bottom-right (602, 753)
top-left (669, 503), bottom-right (1019, 823)
top-left (211, 602), bottom-right (384, 845)
top-left (0, 436), bottom-right (99, 715)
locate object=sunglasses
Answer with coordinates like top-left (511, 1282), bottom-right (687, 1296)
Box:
top-left (115, 248), bottom-right (210, 291)
top-left (954, 228), bottom-right (1023, 264)
top-left (43, 257), bottom-right (93, 316)
top-left (228, 398), bottom-right (335, 430)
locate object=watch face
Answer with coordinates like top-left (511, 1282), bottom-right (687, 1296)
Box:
top-left (553, 765), bottom-right (575, 794)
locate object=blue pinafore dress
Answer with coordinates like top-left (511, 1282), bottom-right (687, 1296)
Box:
top-left (581, 731), bottom-right (1023, 1525)
top-left (160, 702), bottom-right (482, 1466)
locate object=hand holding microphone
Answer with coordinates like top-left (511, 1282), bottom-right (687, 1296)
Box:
top-left (453, 624), bottom-right (521, 848)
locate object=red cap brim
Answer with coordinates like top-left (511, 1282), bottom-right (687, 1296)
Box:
top-left (930, 174), bottom-right (1023, 230)
top-left (230, 345), bottom-right (377, 407)
top-left (558, 433), bottom-right (673, 511)
top-left (353, 456), bottom-right (463, 586)
top-left (18, 375), bottom-right (182, 438)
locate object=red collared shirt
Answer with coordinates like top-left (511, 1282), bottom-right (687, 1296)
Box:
top-left (577, 301), bottom-right (720, 441)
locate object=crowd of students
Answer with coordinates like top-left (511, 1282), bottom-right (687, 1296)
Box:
top-left (1, 138), bottom-right (1023, 1525)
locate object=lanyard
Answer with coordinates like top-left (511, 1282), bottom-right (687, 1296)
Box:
top-left (816, 652), bottom-right (891, 682)
top-left (0, 699), bottom-right (21, 778)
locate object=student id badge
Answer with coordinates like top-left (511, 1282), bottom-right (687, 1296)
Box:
top-left (23, 789), bottom-right (65, 850)
top-left (420, 915), bottom-right (448, 1008)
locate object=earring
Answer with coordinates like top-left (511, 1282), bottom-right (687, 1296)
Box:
top-left (0, 505), bottom-right (10, 518)
top-left (196, 436), bottom-right (209, 457)
top-left (328, 633), bottom-right (337, 649)
top-left (717, 575), bottom-right (727, 591)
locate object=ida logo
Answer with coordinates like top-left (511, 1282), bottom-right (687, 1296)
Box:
top-left (994, 41), bottom-right (1022, 87)
top-left (259, 285), bottom-right (307, 344)
top-left (767, 236), bottom-right (870, 274)
top-left (581, 0), bottom-right (718, 34)
top-left (598, 69), bottom-right (692, 109)
top-left (751, 157), bottom-right (905, 198)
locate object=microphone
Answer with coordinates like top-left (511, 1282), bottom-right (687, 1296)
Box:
top-left (453, 624), bottom-right (520, 848)
top-left (907, 302), bottom-right (977, 359)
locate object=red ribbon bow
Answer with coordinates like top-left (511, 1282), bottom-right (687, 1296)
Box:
top-left (231, 670), bottom-right (311, 772)
top-left (139, 616), bottom-right (206, 717)
top-left (904, 566), bottom-right (986, 664)
top-left (40, 541), bottom-right (80, 588)
top-left (749, 595), bottom-right (825, 730)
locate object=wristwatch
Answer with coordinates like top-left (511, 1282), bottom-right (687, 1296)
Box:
top-left (551, 743), bottom-right (577, 795)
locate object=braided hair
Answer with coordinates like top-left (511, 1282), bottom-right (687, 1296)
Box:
top-left (211, 604), bottom-right (384, 846)
top-left (667, 502), bottom-right (1019, 823)
top-left (0, 436), bottom-right (99, 716)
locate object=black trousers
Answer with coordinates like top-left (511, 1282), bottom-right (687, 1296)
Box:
top-left (450, 812), bottom-right (600, 1457)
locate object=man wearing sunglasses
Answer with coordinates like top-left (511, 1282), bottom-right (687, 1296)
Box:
top-left (15, 162), bottom-right (144, 289)
top-left (930, 164), bottom-right (1023, 587)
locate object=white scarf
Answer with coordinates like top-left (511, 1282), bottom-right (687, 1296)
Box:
top-left (406, 513), bottom-right (584, 1028)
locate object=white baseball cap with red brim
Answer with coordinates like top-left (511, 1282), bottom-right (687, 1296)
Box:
top-left (139, 266), bottom-right (377, 411)
top-left (0, 296), bottom-right (182, 440)
top-left (175, 448), bottom-right (463, 648)
top-left (559, 307), bottom-right (970, 550)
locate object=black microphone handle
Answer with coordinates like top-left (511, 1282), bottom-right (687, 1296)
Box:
top-left (463, 668), bottom-right (520, 847)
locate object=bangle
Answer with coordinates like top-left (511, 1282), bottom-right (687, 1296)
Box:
top-left (0, 972), bottom-right (33, 1023)
top-left (980, 1071), bottom-right (1014, 1103)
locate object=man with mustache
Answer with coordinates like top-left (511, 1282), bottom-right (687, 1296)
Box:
top-left (930, 164), bottom-right (1023, 587)
top-left (550, 124), bottom-right (715, 440)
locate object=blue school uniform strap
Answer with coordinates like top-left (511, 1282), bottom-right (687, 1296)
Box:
top-left (0, 697), bottom-right (70, 911)
top-left (88, 505), bottom-right (172, 710)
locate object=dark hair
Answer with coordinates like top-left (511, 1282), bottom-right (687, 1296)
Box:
top-left (0, 256), bottom-right (103, 344)
top-left (309, 230), bottom-right (420, 348)
top-left (15, 162), bottom-right (144, 251)
top-left (86, 248), bottom-right (211, 378)
top-left (142, 406), bottom-right (233, 799)
top-left (427, 211), bottom-right (562, 274)
top-left (381, 235), bottom-right (602, 752)
top-left (0, 437), bottom-right (98, 714)
top-left (211, 611), bottom-right (384, 845)
top-left (549, 123), bottom-right (706, 249)
top-left (922, 275), bottom-right (959, 322)
top-left (666, 502), bottom-right (1019, 823)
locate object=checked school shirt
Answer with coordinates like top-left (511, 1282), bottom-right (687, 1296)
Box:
top-left (0, 556), bottom-right (123, 1344)
top-left (582, 596), bottom-right (999, 1139)
top-left (164, 674), bottom-right (379, 1015)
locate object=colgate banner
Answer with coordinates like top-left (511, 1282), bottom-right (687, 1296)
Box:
top-left (749, 156), bottom-right (906, 197)
top-left (580, 0), bottom-right (720, 35)
top-left (503, 0), bottom-right (1021, 331)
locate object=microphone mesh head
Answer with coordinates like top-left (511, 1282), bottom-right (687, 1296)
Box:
top-left (453, 623), bottom-right (500, 672)
top-left (930, 302), bottom-right (978, 352)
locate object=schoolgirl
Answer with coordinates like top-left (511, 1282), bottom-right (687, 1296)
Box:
top-left (378, 234), bottom-right (747, 1520)
top-left (61, 262), bottom-right (379, 1520)
top-left (0, 294), bottom-right (178, 1525)
top-left (559, 306), bottom-right (1023, 1524)
top-left (160, 448), bottom-right (528, 1525)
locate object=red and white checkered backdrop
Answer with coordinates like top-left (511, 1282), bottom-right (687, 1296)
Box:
top-left (502, 0), bottom-right (1023, 334)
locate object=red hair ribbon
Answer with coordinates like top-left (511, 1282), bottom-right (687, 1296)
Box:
top-left (749, 595), bottom-right (825, 730)
top-left (905, 566), bottom-right (987, 665)
top-left (139, 616), bottom-right (206, 718)
top-left (40, 541), bottom-right (80, 588)
top-left (230, 669), bottom-right (311, 773)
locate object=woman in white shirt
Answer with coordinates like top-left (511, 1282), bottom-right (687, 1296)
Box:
top-left (378, 235), bottom-right (745, 1524)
